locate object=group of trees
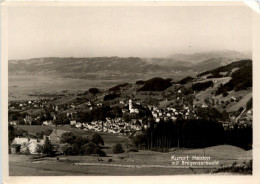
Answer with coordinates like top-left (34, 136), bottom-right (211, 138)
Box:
top-left (196, 107), bottom-right (224, 120)
top-left (104, 93), bottom-right (121, 101)
top-left (8, 124), bottom-right (17, 145)
top-left (108, 83), bottom-right (129, 92)
top-left (246, 98), bottom-right (252, 110)
top-left (8, 124), bottom-right (28, 145)
top-left (9, 111), bottom-right (23, 122)
top-left (59, 133), bottom-right (106, 156)
top-left (36, 137), bottom-right (55, 156)
top-left (215, 65), bottom-right (252, 96)
top-left (178, 76), bottom-right (194, 84)
top-left (132, 119), bottom-right (225, 150)
top-left (138, 77), bottom-right (172, 91)
top-left (53, 113), bottom-right (70, 125)
top-left (191, 81), bottom-right (214, 92)
top-left (136, 80), bottom-right (145, 85)
top-left (112, 143), bottom-right (125, 154)
top-left (224, 124), bottom-right (252, 150)
top-left (34, 132), bottom-right (106, 156)
top-left (88, 88), bottom-right (100, 95)
top-left (132, 117), bottom-right (252, 151)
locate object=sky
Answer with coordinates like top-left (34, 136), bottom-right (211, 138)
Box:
top-left (8, 5), bottom-right (252, 60)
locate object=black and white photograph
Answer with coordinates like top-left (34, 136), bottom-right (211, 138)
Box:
top-left (1, 1), bottom-right (260, 182)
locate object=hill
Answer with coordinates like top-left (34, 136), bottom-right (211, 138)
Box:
top-left (171, 59), bottom-right (252, 113)
top-left (197, 59), bottom-right (251, 78)
top-left (9, 57), bottom-right (171, 75)
top-left (9, 51), bottom-right (250, 79)
top-left (168, 50), bottom-right (249, 64)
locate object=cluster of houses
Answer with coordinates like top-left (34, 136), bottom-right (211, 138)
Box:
top-left (8, 100), bottom-right (47, 111)
top-left (149, 105), bottom-right (198, 123)
top-left (9, 90), bottom-right (253, 146)
top-left (10, 129), bottom-right (73, 154)
top-left (70, 117), bottom-right (144, 135)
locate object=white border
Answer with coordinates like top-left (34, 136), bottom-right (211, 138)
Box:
top-left (1, 2), bottom-right (260, 184)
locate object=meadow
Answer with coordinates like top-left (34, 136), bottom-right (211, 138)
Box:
top-left (9, 145), bottom-right (252, 176)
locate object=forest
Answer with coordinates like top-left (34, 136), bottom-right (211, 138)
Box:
top-left (132, 118), bottom-right (252, 150)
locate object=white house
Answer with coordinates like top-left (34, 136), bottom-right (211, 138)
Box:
top-left (76, 122), bottom-right (82, 128)
top-left (11, 137), bottom-right (44, 154)
top-left (70, 120), bottom-right (76, 126)
top-left (42, 120), bottom-right (53, 126)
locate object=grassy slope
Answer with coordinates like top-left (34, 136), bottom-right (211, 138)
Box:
top-left (9, 145), bottom-right (252, 176)
top-left (227, 92), bottom-right (252, 112)
top-left (193, 77), bottom-right (231, 105)
top-left (48, 95), bottom-right (78, 105)
top-left (193, 77), bottom-right (252, 112)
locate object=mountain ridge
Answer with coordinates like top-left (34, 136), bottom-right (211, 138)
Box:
top-left (9, 50), bottom-right (251, 77)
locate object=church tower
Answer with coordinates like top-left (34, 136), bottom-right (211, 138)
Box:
top-left (129, 99), bottom-right (133, 111)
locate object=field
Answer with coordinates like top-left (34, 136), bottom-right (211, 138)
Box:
top-left (9, 145), bottom-right (252, 176)
top-left (193, 77), bottom-right (231, 105)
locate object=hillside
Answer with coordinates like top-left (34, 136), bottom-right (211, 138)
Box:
top-left (9, 57), bottom-right (171, 74)
top-left (197, 59), bottom-right (251, 78)
top-left (106, 58), bottom-right (252, 112)
top-left (168, 50), bottom-right (250, 64)
top-left (191, 60), bottom-right (252, 112)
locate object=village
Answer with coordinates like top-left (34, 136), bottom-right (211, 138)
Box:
top-left (8, 83), bottom-right (252, 156)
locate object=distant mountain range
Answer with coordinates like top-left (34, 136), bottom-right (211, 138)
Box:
top-left (9, 50), bottom-right (250, 77)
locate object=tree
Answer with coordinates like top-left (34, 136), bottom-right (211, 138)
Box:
top-left (44, 129), bottom-right (53, 136)
top-left (112, 143), bottom-right (125, 154)
top-left (8, 124), bottom-right (16, 145)
top-left (63, 118), bottom-right (70, 125)
top-left (59, 143), bottom-right (71, 155)
top-left (39, 114), bottom-right (46, 123)
top-left (92, 133), bottom-right (104, 146)
top-left (42, 137), bottom-right (54, 156)
top-left (45, 110), bottom-right (52, 120)
top-left (82, 142), bottom-right (96, 155)
top-left (222, 91), bottom-right (229, 97)
top-left (93, 146), bottom-right (107, 157)
top-left (246, 98), bottom-right (252, 110)
top-left (25, 147), bottom-right (30, 155)
top-left (60, 132), bottom-right (75, 144)
top-left (74, 136), bottom-right (89, 146)
top-left (178, 76), bottom-right (194, 84)
top-left (36, 144), bottom-right (43, 154)
top-left (88, 88), bottom-right (100, 95)
top-left (36, 131), bottom-right (44, 139)
top-left (104, 93), bottom-right (120, 101)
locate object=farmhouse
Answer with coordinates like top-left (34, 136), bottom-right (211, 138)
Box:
top-left (11, 137), bottom-right (44, 154)
top-left (42, 120), bottom-right (53, 126)
top-left (70, 120), bottom-right (76, 126)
